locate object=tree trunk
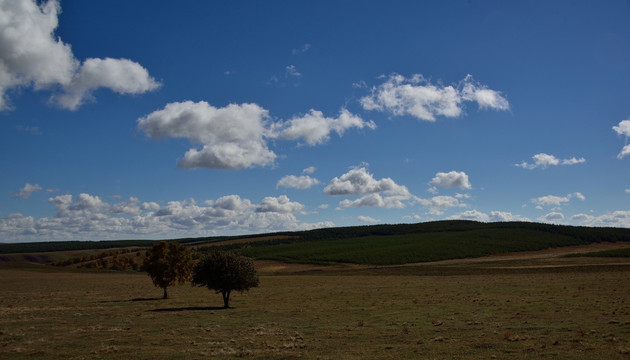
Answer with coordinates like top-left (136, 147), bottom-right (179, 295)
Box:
top-left (222, 290), bottom-right (230, 308)
top-left (163, 287), bottom-right (168, 299)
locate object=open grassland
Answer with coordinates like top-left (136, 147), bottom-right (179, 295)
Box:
top-left (1, 260), bottom-right (630, 359)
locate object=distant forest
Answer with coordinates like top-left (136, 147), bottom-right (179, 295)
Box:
top-left (3, 221), bottom-right (630, 261)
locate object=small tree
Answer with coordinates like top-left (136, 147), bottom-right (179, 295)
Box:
top-left (144, 241), bottom-right (193, 299)
top-left (192, 250), bottom-right (259, 308)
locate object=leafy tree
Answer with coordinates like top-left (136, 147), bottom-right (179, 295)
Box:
top-left (192, 250), bottom-right (259, 308)
top-left (144, 241), bottom-right (193, 299)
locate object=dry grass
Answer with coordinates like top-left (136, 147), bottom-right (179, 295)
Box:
top-left (0, 264), bottom-right (629, 359)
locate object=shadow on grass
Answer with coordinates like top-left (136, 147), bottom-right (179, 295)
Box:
top-left (131, 297), bottom-right (163, 302)
top-left (150, 306), bottom-right (226, 312)
top-left (98, 297), bottom-right (163, 303)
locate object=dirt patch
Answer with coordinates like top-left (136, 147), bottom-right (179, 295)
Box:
top-left (404, 241), bottom-right (630, 266)
top-left (255, 260), bottom-right (368, 274)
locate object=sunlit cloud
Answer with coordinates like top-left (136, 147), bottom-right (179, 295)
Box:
top-left (516, 153), bottom-right (586, 169)
top-left (0, 0), bottom-right (159, 111)
top-left (360, 73), bottom-right (509, 121)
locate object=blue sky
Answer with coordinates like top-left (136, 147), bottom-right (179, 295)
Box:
top-left (2, 0), bottom-right (630, 242)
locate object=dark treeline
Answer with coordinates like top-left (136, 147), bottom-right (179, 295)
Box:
top-left (3, 221), bottom-right (630, 256)
top-left (0, 240), bottom-right (157, 254)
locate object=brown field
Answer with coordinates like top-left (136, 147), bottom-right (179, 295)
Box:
top-left (1, 246), bottom-right (630, 359)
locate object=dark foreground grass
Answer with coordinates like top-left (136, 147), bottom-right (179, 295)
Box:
top-left (1, 265), bottom-right (629, 359)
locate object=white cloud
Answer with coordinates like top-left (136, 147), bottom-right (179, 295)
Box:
top-left (516, 153), bottom-right (586, 169)
top-left (338, 193), bottom-right (409, 209)
top-left (302, 166), bottom-right (316, 174)
top-left (14, 183), bottom-right (42, 199)
top-left (326, 167), bottom-right (415, 209)
top-left (54, 58), bottom-right (160, 110)
top-left (360, 73), bottom-right (508, 121)
top-left (618, 144), bottom-right (630, 159)
top-left (357, 215), bottom-right (380, 223)
top-left (277, 175), bottom-right (320, 189)
top-left (324, 167), bottom-right (410, 197)
top-left (138, 101), bottom-right (276, 169)
top-left (538, 212), bottom-right (565, 223)
top-left (571, 211), bottom-right (630, 228)
top-left (460, 75), bottom-right (511, 110)
top-left (448, 210), bottom-right (530, 223)
top-left (0, 0), bottom-right (159, 111)
top-left (429, 171), bottom-right (471, 191)
top-left (0, 192), bottom-right (331, 242)
top-left (613, 120), bottom-right (630, 159)
top-left (418, 195), bottom-right (465, 215)
top-left (139, 102), bottom-right (374, 169)
top-left (257, 195), bottom-right (304, 213)
top-left (531, 192), bottom-right (585, 208)
top-left (273, 109), bottom-right (376, 146)
top-left (613, 120), bottom-right (630, 137)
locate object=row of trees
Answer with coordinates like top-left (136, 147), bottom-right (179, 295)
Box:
top-left (143, 241), bottom-right (259, 308)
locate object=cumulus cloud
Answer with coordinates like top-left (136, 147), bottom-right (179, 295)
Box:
top-left (339, 193), bottom-right (409, 209)
top-left (613, 120), bottom-right (630, 137)
top-left (448, 210), bottom-right (530, 222)
top-left (516, 153), bottom-right (586, 169)
top-left (54, 58), bottom-right (160, 110)
top-left (325, 167), bottom-right (415, 209)
top-left (360, 73), bottom-right (508, 121)
top-left (324, 167), bottom-right (410, 197)
top-left (429, 171), bottom-right (471, 192)
top-left (14, 183), bottom-right (42, 199)
top-left (531, 192), bottom-right (585, 209)
top-left (257, 195), bottom-right (304, 213)
top-left (357, 215), bottom-right (380, 223)
top-left (0, 0), bottom-right (159, 111)
top-left (0, 192), bottom-right (331, 242)
top-left (138, 101), bottom-right (275, 169)
top-left (613, 120), bottom-right (630, 159)
top-left (277, 175), bottom-right (320, 189)
top-left (139, 102), bottom-right (374, 169)
top-left (272, 109), bottom-right (376, 146)
top-left (618, 145), bottom-right (630, 160)
top-left (571, 211), bottom-right (630, 228)
top-left (418, 195), bottom-right (465, 215)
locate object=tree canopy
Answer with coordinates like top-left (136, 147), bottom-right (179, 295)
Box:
top-left (144, 241), bottom-right (193, 299)
top-left (192, 250), bottom-right (259, 308)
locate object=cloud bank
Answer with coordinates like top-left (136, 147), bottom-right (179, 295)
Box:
top-left (0, 193), bottom-right (331, 242)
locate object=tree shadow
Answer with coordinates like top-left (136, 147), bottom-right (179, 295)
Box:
top-left (131, 297), bottom-right (163, 302)
top-left (149, 306), bottom-right (226, 312)
top-left (97, 297), bottom-right (162, 304)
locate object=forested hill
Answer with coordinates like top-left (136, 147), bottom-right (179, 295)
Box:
top-left (208, 221), bottom-right (630, 265)
top-left (2, 221), bottom-right (630, 264)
